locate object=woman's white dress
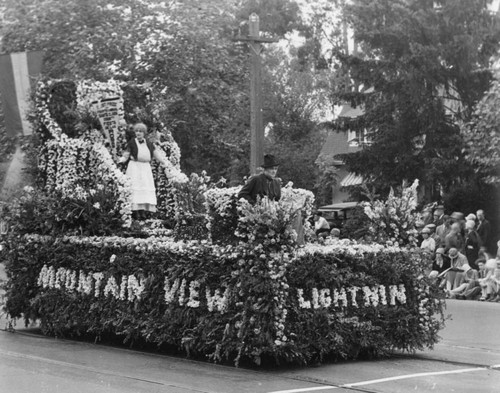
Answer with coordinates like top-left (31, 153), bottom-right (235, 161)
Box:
top-left (126, 140), bottom-right (157, 212)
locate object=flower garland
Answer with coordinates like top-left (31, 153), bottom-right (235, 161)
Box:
top-left (362, 179), bottom-right (421, 247)
top-left (35, 80), bottom-right (64, 140)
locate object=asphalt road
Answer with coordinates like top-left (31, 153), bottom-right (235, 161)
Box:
top-left (1, 298), bottom-right (499, 393)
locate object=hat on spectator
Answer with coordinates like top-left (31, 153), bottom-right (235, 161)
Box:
top-left (425, 223), bottom-right (436, 230)
top-left (448, 248), bottom-right (459, 258)
top-left (465, 220), bottom-right (475, 230)
top-left (421, 227), bottom-right (431, 234)
top-left (435, 247), bottom-right (445, 255)
top-left (486, 258), bottom-right (497, 270)
top-left (330, 228), bottom-right (340, 237)
top-left (465, 213), bottom-right (476, 221)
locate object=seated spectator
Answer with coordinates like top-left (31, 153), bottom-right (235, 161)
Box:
top-left (479, 257), bottom-right (500, 301)
top-left (313, 212), bottom-right (330, 237)
top-left (443, 247), bottom-right (467, 291)
top-left (429, 248), bottom-right (450, 284)
top-left (446, 264), bottom-right (478, 299)
top-left (458, 259), bottom-right (488, 300)
top-left (487, 258), bottom-right (500, 302)
top-left (420, 227), bottom-right (436, 253)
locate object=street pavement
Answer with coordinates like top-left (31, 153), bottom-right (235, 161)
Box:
top-left (1, 262), bottom-right (500, 392)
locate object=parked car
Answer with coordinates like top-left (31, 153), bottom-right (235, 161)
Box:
top-left (317, 201), bottom-right (358, 229)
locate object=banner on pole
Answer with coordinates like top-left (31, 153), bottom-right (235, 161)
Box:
top-left (0, 51), bottom-right (44, 137)
top-left (92, 97), bottom-right (123, 157)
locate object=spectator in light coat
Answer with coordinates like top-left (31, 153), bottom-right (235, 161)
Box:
top-left (420, 227), bottom-right (436, 253)
top-left (445, 248), bottom-right (468, 291)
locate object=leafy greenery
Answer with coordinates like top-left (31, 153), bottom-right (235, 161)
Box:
top-left (461, 66), bottom-right (500, 185)
top-left (3, 187), bottom-right (125, 237)
top-left (334, 0), bottom-right (500, 200)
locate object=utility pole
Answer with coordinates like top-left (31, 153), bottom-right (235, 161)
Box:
top-left (235, 13), bottom-right (278, 174)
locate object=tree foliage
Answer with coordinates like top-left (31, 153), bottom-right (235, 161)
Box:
top-left (461, 64), bottom-right (500, 185)
top-left (1, 0), bottom-right (328, 185)
top-left (333, 0), bottom-right (500, 198)
top-left (0, 0), bottom-right (248, 178)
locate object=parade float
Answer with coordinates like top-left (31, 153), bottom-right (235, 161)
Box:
top-left (1, 79), bottom-right (445, 367)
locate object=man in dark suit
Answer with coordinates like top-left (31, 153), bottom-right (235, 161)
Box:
top-left (238, 154), bottom-right (281, 204)
top-left (433, 205), bottom-right (445, 227)
top-left (476, 209), bottom-right (492, 252)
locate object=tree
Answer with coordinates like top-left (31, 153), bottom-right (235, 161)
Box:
top-left (259, 38), bottom-right (331, 192)
top-left (332, 0), bottom-right (500, 200)
top-left (461, 64), bottom-right (500, 185)
top-left (1, 0), bottom-right (317, 182)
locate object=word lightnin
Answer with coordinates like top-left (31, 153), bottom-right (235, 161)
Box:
top-left (296, 284), bottom-right (407, 309)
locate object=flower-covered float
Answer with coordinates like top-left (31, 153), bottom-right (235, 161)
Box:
top-left (1, 79), bottom-right (445, 367)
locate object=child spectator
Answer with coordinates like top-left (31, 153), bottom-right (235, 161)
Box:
top-left (487, 258), bottom-right (500, 302)
top-left (420, 227), bottom-right (436, 253)
top-left (479, 257), bottom-right (500, 301)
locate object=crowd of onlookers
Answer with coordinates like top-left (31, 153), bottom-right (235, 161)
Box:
top-left (420, 207), bottom-right (499, 301)
top-left (312, 205), bottom-right (499, 302)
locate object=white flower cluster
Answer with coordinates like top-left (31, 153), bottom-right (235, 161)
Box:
top-left (280, 182), bottom-right (315, 218)
top-left (300, 238), bottom-right (405, 257)
top-left (76, 80), bottom-right (125, 112)
top-left (415, 284), bottom-right (442, 334)
top-left (24, 233), bottom-right (204, 256)
top-left (163, 277), bottom-right (230, 312)
top-left (37, 264), bottom-right (146, 302)
top-left (204, 187), bottom-right (240, 216)
top-left (35, 80), bottom-right (64, 140)
top-left (361, 179), bottom-right (421, 247)
top-left (163, 159), bottom-right (189, 184)
top-left (92, 142), bottom-right (132, 227)
top-left (297, 284), bottom-right (407, 309)
top-left (37, 131), bottom-right (133, 227)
